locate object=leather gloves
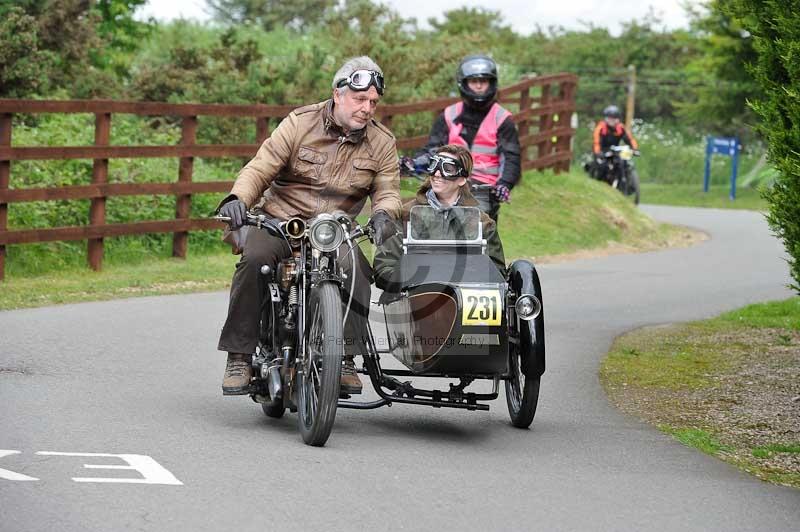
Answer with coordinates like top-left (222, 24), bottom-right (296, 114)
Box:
top-left (494, 184), bottom-right (511, 203)
top-left (218, 198), bottom-right (248, 230)
top-left (370, 210), bottom-right (397, 246)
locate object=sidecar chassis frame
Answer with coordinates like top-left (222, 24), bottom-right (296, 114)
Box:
top-left (337, 319), bottom-right (501, 412)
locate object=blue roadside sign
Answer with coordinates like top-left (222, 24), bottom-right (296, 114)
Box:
top-left (704, 136), bottom-right (740, 199)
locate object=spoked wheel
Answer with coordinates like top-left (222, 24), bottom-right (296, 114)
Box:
top-left (505, 326), bottom-right (541, 429)
top-left (297, 281), bottom-right (343, 446)
top-left (505, 278), bottom-right (544, 429)
top-left (627, 168), bottom-right (641, 205)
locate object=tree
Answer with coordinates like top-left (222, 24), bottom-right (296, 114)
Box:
top-left (0, 0), bottom-right (123, 98)
top-left (724, 0), bottom-right (800, 292)
top-left (207, 0), bottom-right (336, 31)
top-left (0, 7), bottom-right (54, 97)
top-left (676, 0), bottom-right (761, 137)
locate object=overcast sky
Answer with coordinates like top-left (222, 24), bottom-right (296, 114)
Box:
top-left (136, 0), bottom-right (702, 36)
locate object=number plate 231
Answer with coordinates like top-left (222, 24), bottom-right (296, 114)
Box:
top-left (461, 289), bottom-right (502, 326)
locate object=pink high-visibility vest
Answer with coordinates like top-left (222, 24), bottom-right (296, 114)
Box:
top-left (444, 101), bottom-right (511, 185)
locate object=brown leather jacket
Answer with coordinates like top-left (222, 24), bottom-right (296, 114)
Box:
top-left (225, 99), bottom-right (402, 220)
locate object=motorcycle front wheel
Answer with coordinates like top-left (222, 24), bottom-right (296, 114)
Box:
top-left (627, 168), bottom-right (641, 205)
top-left (296, 281), bottom-right (343, 446)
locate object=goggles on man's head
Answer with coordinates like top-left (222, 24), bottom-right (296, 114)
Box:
top-left (427, 154), bottom-right (468, 180)
top-left (335, 70), bottom-right (385, 95)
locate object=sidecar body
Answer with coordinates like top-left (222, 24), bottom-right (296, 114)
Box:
top-left (340, 205), bottom-right (545, 424)
top-left (379, 206), bottom-right (510, 378)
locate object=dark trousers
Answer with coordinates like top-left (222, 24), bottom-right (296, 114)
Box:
top-left (217, 225), bottom-right (373, 356)
top-left (470, 187), bottom-right (501, 223)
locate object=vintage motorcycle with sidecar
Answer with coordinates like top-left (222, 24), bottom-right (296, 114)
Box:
top-left (215, 204), bottom-right (545, 447)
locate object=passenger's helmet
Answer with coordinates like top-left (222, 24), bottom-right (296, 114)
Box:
top-left (603, 105), bottom-right (621, 119)
top-left (457, 54), bottom-right (498, 108)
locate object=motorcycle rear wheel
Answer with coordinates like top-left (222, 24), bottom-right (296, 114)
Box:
top-left (296, 281), bottom-right (343, 446)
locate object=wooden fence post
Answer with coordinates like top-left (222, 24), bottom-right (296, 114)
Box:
top-left (518, 84), bottom-right (531, 168)
top-left (88, 113), bottom-right (110, 271)
top-left (0, 114), bottom-right (11, 281)
top-left (537, 84), bottom-right (552, 163)
top-left (256, 117), bottom-right (270, 144)
top-left (557, 80), bottom-right (576, 172)
top-left (381, 114), bottom-right (393, 132)
top-left (173, 116), bottom-right (197, 258)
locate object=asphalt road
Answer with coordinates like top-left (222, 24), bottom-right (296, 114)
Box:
top-left (1, 205), bottom-right (798, 532)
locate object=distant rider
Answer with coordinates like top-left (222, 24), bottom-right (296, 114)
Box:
top-left (591, 105), bottom-right (638, 183)
top-left (407, 54), bottom-right (521, 223)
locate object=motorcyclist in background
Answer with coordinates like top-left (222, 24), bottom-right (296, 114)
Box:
top-left (403, 54), bottom-right (521, 223)
top-left (590, 105), bottom-right (639, 183)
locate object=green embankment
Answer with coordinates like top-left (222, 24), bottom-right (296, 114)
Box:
top-left (601, 298), bottom-right (800, 488)
top-left (0, 169), bottom-right (686, 310)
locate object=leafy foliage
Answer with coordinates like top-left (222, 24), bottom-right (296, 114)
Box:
top-left (724, 0), bottom-right (800, 292)
top-left (676, 0), bottom-right (761, 138)
top-left (208, 0), bottom-right (336, 30)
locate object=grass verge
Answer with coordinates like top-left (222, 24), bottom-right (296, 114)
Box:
top-left (641, 183), bottom-right (768, 211)
top-left (600, 297), bottom-right (800, 488)
top-left (0, 169), bottom-right (695, 310)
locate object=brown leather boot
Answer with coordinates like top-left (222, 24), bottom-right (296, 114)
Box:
top-left (340, 355), bottom-right (362, 394)
top-left (222, 353), bottom-right (253, 395)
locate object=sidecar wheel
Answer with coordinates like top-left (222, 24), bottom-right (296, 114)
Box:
top-left (297, 281), bottom-right (343, 446)
top-left (505, 341), bottom-right (541, 429)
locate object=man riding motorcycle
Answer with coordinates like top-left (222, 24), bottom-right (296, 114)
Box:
top-left (407, 54), bottom-right (521, 223)
top-left (216, 56), bottom-right (401, 396)
top-left (590, 105), bottom-right (639, 183)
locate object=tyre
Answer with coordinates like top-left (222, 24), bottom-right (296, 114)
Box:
top-left (628, 168), bottom-right (641, 205)
top-left (505, 315), bottom-right (542, 429)
top-left (504, 264), bottom-right (544, 429)
top-left (296, 281), bottom-right (343, 446)
top-left (261, 398), bottom-right (285, 418)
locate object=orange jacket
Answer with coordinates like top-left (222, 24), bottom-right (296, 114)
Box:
top-left (593, 121), bottom-right (638, 153)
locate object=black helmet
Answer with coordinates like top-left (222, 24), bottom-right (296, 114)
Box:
top-left (457, 54), bottom-right (498, 108)
top-left (603, 105), bottom-right (621, 119)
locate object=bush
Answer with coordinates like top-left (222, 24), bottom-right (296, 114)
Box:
top-left (728, 1), bottom-right (800, 292)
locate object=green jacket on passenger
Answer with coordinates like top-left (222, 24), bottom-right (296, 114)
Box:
top-left (373, 179), bottom-right (506, 290)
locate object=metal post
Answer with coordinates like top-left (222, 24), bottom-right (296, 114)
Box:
top-left (703, 137), bottom-right (712, 193)
top-left (730, 138), bottom-right (739, 200)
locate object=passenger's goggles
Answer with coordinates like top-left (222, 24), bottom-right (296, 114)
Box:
top-left (426, 154), bottom-right (468, 179)
top-left (335, 70), bottom-right (385, 95)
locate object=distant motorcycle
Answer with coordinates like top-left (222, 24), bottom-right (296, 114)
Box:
top-left (584, 146), bottom-right (641, 204)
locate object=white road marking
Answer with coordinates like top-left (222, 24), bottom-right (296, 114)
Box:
top-left (35, 452), bottom-right (183, 485)
top-left (0, 450), bottom-right (39, 481)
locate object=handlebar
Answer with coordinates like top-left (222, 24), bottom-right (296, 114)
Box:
top-left (214, 212), bottom-right (372, 242)
top-left (607, 146), bottom-right (641, 156)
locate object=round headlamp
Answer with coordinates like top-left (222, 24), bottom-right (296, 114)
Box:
top-left (309, 215), bottom-right (344, 252)
top-left (515, 294), bottom-right (541, 321)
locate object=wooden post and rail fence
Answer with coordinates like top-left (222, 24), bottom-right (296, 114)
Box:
top-left (0, 72), bottom-right (577, 281)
